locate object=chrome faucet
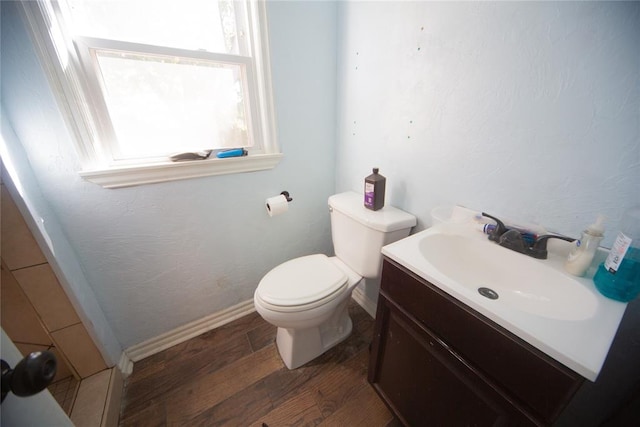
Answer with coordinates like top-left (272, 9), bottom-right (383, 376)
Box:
top-left (481, 213), bottom-right (575, 259)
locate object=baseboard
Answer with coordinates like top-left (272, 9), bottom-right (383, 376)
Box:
top-left (125, 292), bottom-right (374, 363)
top-left (117, 352), bottom-right (133, 378)
top-left (125, 299), bottom-right (255, 362)
top-left (352, 286), bottom-right (377, 318)
top-left (102, 367), bottom-right (123, 427)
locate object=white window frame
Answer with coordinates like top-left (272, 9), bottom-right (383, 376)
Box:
top-left (17, 0), bottom-right (281, 188)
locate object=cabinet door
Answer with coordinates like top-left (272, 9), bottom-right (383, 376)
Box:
top-left (369, 296), bottom-right (536, 427)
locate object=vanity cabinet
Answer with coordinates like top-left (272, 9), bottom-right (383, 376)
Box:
top-left (368, 258), bottom-right (584, 426)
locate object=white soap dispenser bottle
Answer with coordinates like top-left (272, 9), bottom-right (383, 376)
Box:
top-left (565, 215), bottom-right (605, 277)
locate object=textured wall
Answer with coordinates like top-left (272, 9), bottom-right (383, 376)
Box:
top-left (4, 0), bottom-right (639, 355)
top-left (336, 1), bottom-right (640, 246)
top-left (1, 1), bottom-right (338, 349)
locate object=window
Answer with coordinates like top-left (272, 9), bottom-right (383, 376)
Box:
top-left (19, 0), bottom-right (280, 188)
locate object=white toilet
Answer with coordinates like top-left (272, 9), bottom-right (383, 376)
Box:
top-left (254, 191), bottom-right (416, 369)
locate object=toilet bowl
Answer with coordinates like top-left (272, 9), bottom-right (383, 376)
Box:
top-left (254, 191), bottom-right (416, 369)
top-left (254, 255), bottom-right (362, 369)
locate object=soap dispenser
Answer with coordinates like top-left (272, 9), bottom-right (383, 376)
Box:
top-left (593, 207), bottom-right (640, 302)
top-left (565, 215), bottom-right (605, 277)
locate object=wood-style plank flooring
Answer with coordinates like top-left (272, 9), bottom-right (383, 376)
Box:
top-left (118, 300), bottom-right (401, 426)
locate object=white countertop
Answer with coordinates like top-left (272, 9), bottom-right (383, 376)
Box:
top-left (381, 223), bottom-right (628, 381)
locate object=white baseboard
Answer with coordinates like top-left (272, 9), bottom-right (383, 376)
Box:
top-left (125, 291), bottom-right (375, 364)
top-left (117, 352), bottom-right (133, 378)
top-left (102, 367), bottom-right (124, 427)
top-left (352, 286), bottom-right (377, 319)
top-left (125, 299), bottom-right (255, 362)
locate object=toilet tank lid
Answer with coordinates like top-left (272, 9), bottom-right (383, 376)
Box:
top-left (329, 191), bottom-right (417, 232)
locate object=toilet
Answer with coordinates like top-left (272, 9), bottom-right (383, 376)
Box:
top-left (254, 191), bottom-right (416, 369)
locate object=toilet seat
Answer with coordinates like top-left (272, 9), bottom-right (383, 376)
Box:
top-left (256, 254), bottom-right (348, 313)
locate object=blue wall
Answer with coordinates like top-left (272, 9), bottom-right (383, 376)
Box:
top-left (336, 1), bottom-right (640, 243)
top-left (1, 0), bottom-right (338, 349)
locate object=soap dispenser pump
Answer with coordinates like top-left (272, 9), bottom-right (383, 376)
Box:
top-left (565, 215), bottom-right (605, 277)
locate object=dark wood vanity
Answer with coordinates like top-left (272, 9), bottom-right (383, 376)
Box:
top-left (368, 258), bottom-right (585, 426)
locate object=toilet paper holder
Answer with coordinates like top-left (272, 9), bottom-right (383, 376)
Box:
top-left (280, 191), bottom-right (293, 202)
top-left (265, 191), bottom-right (293, 217)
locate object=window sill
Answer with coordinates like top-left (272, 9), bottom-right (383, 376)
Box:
top-left (79, 153), bottom-right (283, 189)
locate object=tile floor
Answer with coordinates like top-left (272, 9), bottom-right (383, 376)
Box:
top-left (48, 376), bottom-right (80, 415)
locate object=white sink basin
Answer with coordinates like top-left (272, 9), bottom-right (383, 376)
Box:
top-left (418, 232), bottom-right (598, 321)
top-left (381, 223), bottom-right (627, 381)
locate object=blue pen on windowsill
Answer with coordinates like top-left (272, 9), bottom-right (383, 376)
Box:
top-left (216, 148), bottom-right (247, 158)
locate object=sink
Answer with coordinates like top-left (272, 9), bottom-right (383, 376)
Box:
top-left (418, 232), bottom-right (598, 321)
top-left (381, 222), bottom-right (628, 381)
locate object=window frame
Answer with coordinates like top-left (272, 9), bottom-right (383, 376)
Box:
top-left (18, 0), bottom-right (281, 188)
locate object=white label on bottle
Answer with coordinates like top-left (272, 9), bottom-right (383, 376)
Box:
top-left (364, 182), bottom-right (375, 206)
top-left (365, 182), bottom-right (374, 193)
top-left (604, 232), bottom-right (632, 274)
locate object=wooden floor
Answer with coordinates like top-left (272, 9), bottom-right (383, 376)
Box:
top-left (118, 300), bottom-right (401, 426)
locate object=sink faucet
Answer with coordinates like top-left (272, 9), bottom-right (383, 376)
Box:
top-left (480, 212), bottom-right (508, 242)
top-left (481, 213), bottom-right (575, 259)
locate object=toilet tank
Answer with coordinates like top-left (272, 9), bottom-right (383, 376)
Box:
top-left (328, 192), bottom-right (416, 278)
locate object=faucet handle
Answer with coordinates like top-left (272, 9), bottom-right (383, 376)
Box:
top-left (481, 212), bottom-right (508, 242)
top-left (530, 234), bottom-right (576, 259)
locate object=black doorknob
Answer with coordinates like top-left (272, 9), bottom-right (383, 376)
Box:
top-left (1, 351), bottom-right (57, 403)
